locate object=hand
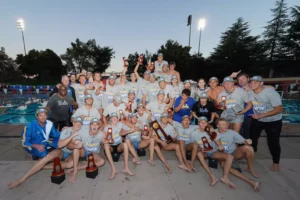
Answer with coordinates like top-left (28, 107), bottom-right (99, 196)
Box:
top-left (250, 114), bottom-right (263, 119)
top-left (141, 135), bottom-right (148, 140)
top-left (180, 99), bottom-right (186, 105)
top-left (201, 148), bottom-right (208, 153)
top-left (236, 110), bottom-right (246, 115)
top-left (245, 139), bottom-right (252, 145)
top-left (218, 145), bottom-right (224, 152)
top-left (32, 144), bottom-right (45, 152)
top-left (80, 115), bottom-right (86, 120)
top-left (208, 120), bottom-right (213, 124)
top-left (230, 70), bottom-right (241, 78)
top-left (56, 83), bottom-right (62, 89)
top-left (160, 141), bottom-right (167, 148)
top-left (71, 131), bottom-right (79, 138)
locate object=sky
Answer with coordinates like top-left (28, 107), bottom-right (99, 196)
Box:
top-left (1, 0), bottom-right (298, 73)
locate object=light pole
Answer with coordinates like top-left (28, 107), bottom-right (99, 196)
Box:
top-left (198, 18), bottom-right (206, 57)
top-left (16, 18), bottom-right (27, 56)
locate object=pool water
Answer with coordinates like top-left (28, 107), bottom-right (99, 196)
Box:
top-left (0, 95), bottom-right (300, 124)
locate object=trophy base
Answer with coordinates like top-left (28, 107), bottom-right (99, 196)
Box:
top-left (137, 149), bottom-right (146, 157)
top-left (112, 152), bottom-right (120, 162)
top-left (208, 158), bottom-right (218, 169)
top-left (51, 174), bottom-right (65, 184)
top-left (186, 151), bottom-right (191, 161)
top-left (86, 168), bottom-right (98, 179)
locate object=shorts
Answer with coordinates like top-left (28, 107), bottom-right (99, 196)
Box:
top-left (206, 151), bottom-right (214, 158)
top-left (62, 152), bottom-right (71, 160)
top-left (111, 144), bottom-right (121, 153)
top-left (25, 146), bottom-right (56, 160)
top-left (133, 141), bottom-right (140, 150)
top-left (228, 115), bottom-right (244, 123)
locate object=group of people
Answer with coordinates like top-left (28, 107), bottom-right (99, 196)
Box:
top-left (8, 53), bottom-right (283, 193)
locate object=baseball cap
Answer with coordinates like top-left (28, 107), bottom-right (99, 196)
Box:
top-left (149, 73), bottom-right (155, 77)
top-left (130, 73), bottom-right (135, 77)
top-left (110, 71), bottom-right (117, 75)
top-left (113, 95), bottom-right (122, 103)
top-left (108, 75), bottom-right (115, 80)
top-left (182, 115), bottom-right (190, 120)
top-left (35, 108), bottom-right (47, 116)
top-left (85, 94), bottom-right (93, 100)
top-left (90, 118), bottom-right (99, 124)
top-left (110, 112), bottom-right (118, 118)
top-left (87, 71), bottom-right (92, 74)
top-left (183, 80), bottom-right (191, 84)
top-left (171, 75), bottom-right (178, 80)
top-left (137, 103), bottom-right (144, 108)
top-left (198, 116), bottom-right (208, 122)
top-left (209, 77), bottom-right (219, 82)
top-left (160, 112), bottom-right (168, 118)
top-left (158, 53), bottom-right (163, 57)
top-left (199, 92), bottom-right (208, 99)
top-left (144, 71), bottom-right (150, 75)
top-left (157, 90), bottom-right (165, 96)
top-left (250, 76), bottom-right (263, 82)
top-left (223, 76), bottom-right (234, 83)
top-left (129, 113), bottom-right (137, 118)
top-left (128, 90), bottom-right (135, 95)
top-left (158, 77), bottom-right (166, 83)
top-left (73, 117), bottom-right (83, 124)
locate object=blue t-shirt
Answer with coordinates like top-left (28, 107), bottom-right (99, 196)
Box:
top-left (173, 96), bottom-right (196, 122)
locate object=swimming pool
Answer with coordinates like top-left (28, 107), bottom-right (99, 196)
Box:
top-left (0, 95), bottom-right (300, 124)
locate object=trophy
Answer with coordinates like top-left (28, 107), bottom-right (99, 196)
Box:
top-left (141, 125), bottom-right (149, 137)
top-left (221, 96), bottom-right (226, 110)
top-left (201, 137), bottom-right (213, 151)
top-left (123, 57), bottom-right (129, 67)
top-left (150, 62), bottom-right (155, 72)
top-left (165, 94), bottom-right (170, 104)
top-left (167, 108), bottom-right (173, 118)
top-left (86, 153), bottom-right (98, 179)
top-left (137, 54), bottom-right (144, 65)
top-left (105, 128), bottom-right (114, 144)
top-left (119, 110), bottom-right (125, 121)
top-left (125, 101), bottom-right (133, 113)
top-left (150, 120), bottom-right (173, 144)
top-left (51, 157), bottom-right (65, 184)
top-left (204, 126), bottom-right (218, 141)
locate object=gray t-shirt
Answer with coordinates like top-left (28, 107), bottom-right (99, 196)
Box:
top-left (156, 122), bottom-right (177, 141)
top-left (103, 122), bottom-right (125, 146)
top-left (72, 84), bottom-right (86, 108)
top-left (215, 129), bottom-right (245, 154)
top-left (173, 121), bottom-right (198, 144)
top-left (47, 95), bottom-right (73, 122)
top-left (79, 129), bottom-right (104, 154)
top-left (123, 121), bottom-right (144, 142)
top-left (59, 127), bottom-right (78, 154)
top-left (137, 112), bottom-right (150, 125)
top-left (72, 106), bottom-right (101, 125)
top-left (146, 101), bottom-right (168, 121)
top-left (137, 78), bottom-right (149, 99)
top-left (143, 82), bottom-right (159, 102)
top-left (248, 88), bottom-right (282, 122)
top-left (191, 129), bottom-right (219, 153)
top-left (102, 103), bottom-right (126, 117)
top-left (154, 60), bottom-right (168, 73)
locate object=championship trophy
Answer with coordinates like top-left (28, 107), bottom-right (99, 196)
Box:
top-left (105, 128), bottom-right (114, 144)
top-left (119, 110), bottom-right (125, 121)
top-left (123, 57), bottom-right (129, 67)
top-left (150, 120), bottom-right (173, 144)
top-left (51, 157), bottom-right (65, 184)
top-left (165, 94), bottom-right (170, 104)
top-left (167, 108), bottom-right (173, 118)
top-left (137, 54), bottom-right (144, 65)
top-left (201, 137), bottom-right (213, 151)
top-left (86, 153), bottom-right (98, 179)
top-left (125, 101), bottom-right (133, 113)
top-left (141, 125), bottom-right (149, 137)
top-left (204, 126), bottom-right (218, 141)
top-left (221, 96), bottom-right (226, 110)
top-left (150, 62), bottom-right (155, 72)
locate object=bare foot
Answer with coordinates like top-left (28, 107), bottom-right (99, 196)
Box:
top-left (8, 180), bottom-right (23, 189)
top-left (184, 162), bottom-right (191, 170)
top-left (147, 160), bottom-right (155, 166)
top-left (251, 181), bottom-right (260, 192)
top-left (66, 168), bottom-right (74, 175)
top-left (210, 175), bottom-right (218, 186)
top-left (247, 168), bottom-right (259, 178)
top-left (69, 171), bottom-right (77, 184)
top-left (165, 164), bottom-right (172, 174)
top-left (109, 168), bottom-right (118, 180)
top-left (270, 164), bottom-right (280, 172)
top-left (123, 168), bottom-right (135, 176)
top-left (132, 158), bottom-right (141, 165)
top-left (220, 177), bottom-right (236, 189)
top-left (178, 164), bottom-right (191, 172)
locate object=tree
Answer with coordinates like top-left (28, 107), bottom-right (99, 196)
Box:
top-left (210, 18), bottom-right (265, 65)
top-left (17, 49), bottom-right (64, 81)
top-left (263, 0), bottom-right (289, 77)
top-left (125, 52), bottom-right (148, 75)
top-left (284, 6), bottom-right (300, 60)
top-left (154, 40), bottom-right (191, 79)
top-left (61, 38), bottom-right (114, 73)
top-left (0, 52), bottom-right (20, 82)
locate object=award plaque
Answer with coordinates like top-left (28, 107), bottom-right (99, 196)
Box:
top-left (123, 57), bottom-right (129, 67)
top-left (105, 128), bottom-right (114, 144)
top-left (202, 137), bottom-right (213, 151)
top-left (51, 157), bottom-right (65, 184)
top-left (86, 153), bottom-right (98, 179)
top-left (141, 125), bottom-right (149, 137)
top-left (150, 120), bottom-right (173, 144)
top-left (204, 126), bottom-right (217, 141)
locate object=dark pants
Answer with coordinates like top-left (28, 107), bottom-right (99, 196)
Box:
top-left (49, 119), bottom-right (71, 131)
top-left (241, 116), bottom-right (252, 139)
top-left (251, 119), bottom-right (282, 164)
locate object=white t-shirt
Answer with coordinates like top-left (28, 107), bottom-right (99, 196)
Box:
top-left (102, 103), bottom-right (127, 117)
top-left (146, 101), bottom-right (168, 121)
top-left (72, 106), bottom-right (101, 125)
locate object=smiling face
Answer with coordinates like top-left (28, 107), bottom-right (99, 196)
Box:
top-left (73, 121), bottom-right (82, 131)
top-left (94, 73), bottom-right (101, 82)
top-left (223, 82), bottom-right (234, 92)
top-left (36, 112), bottom-right (47, 124)
top-left (250, 80), bottom-right (263, 90)
top-left (110, 116), bottom-right (118, 125)
top-left (198, 79), bottom-right (206, 88)
top-left (217, 120), bottom-right (229, 132)
top-left (59, 85), bottom-right (67, 97)
top-left (79, 75), bottom-right (86, 85)
top-left (237, 75), bottom-right (248, 87)
top-left (182, 118), bottom-right (190, 128)
top-left (209, 80), bottom-right (218, 89)
top-left (199, 120), bottom-right (208, 130)
top-left (70, 75), bottom-right (76, 82)
top-left (85, 98), bottom-right (93, 106)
